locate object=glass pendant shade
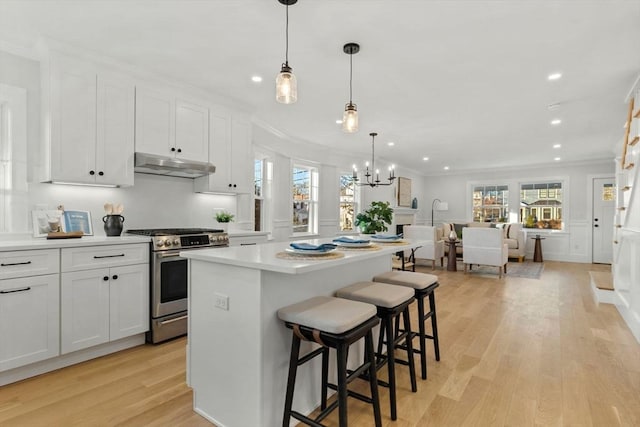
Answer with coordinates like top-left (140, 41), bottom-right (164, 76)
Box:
top-left (342, 103), bottom-right (358, 133)
top-left (276, 64), bottom-right (297, 104)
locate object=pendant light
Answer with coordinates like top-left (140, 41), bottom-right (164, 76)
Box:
top-left (276, 0), bottom-right (297, 104)
top-left (342, 42), bottom-right (360, 133)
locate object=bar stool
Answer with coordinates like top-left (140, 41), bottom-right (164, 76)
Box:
top-left (335, 282), bottom-right (417, 421)
top-left (277, 296), bottom-right (382, 427)
top-left (373, 271), bottom-right (440, 380)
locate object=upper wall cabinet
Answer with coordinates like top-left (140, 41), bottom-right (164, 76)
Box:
top-left (41, 53), bottom-right (135, 187)
top-left (194, 112), bottom-right (252, 194)
top-left (135, 86), bottom-right (209, 162)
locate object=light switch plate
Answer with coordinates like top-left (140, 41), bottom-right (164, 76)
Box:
top-left (214, 292), bottom-right (229, 311)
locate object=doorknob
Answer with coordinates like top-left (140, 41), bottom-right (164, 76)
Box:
top-left (594, 224), bottom-right (599, 228)
top-left (594, 218), bottom-right (599, 221)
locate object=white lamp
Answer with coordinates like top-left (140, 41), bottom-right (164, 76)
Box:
top-left (431, 199), bottom-right (448, 226)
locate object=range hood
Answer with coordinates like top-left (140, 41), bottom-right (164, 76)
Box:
top-left (134, 153), bottom-right (216, 178)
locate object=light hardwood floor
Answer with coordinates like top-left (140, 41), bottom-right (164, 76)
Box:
top-left (1, 261), bottom-right (638, 426)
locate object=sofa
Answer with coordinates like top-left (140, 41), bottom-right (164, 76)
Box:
top-left (441, 222), bottom-right (526, 262)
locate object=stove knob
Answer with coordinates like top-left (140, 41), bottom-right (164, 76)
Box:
top-left (156, 240), bottom-right (164, 247)
top-left (173, 239), bottom-right (180, 246)
top-left (164, 240), bottom-right (172, 247)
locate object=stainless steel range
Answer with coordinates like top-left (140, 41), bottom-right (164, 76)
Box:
top-left (126, 228), bottom-right (229, 343)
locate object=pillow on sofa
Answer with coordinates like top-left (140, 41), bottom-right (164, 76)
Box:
top-left (501, 223), bottom-right (521, 239)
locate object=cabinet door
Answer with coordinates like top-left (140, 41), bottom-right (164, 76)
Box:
top-left (0, 274), bottom-right (59, 371)
top-left (96, 73), bottom-right (135, 187)
top-left (61, 269), bottom-right (110, 354)
top-left (175, 100), bottom-right (209, 162)
top-left (194, 108), bottom-right (231, 193)
top-left (109, 264), bottom-right (149, 341)
top-left (135, 86), bottom-right (175, 157)
top-left (230, 118), bottom-right (253, 194)
top-left (50, 57), bottom-right (97, 184)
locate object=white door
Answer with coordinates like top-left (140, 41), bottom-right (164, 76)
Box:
top-left (61, 269), bottom-right (110, 354)
top-left (592, 177), bottom-right (615, 264)
top-left (109, 264), bottom-right (149, 341)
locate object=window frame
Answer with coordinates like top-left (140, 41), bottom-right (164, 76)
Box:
top-left (519, 180), bottom-right (565, 230)
top-left (292, 163), bottom-right (319, 236)
top-left (471, 184), bottom-right (509, 223)
top-left (339, 173), bottom-right (359, 232)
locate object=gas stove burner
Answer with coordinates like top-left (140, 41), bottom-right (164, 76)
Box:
top-left (127, 228), bottom-right (225, 236)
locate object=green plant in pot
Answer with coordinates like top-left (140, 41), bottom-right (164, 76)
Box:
top-left (215, 211), bottom-right (234, 231)
top-left (355, 201), bottom-right (393, 234)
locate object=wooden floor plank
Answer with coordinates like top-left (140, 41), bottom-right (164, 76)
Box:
top-left (1, 261), bottom-right (640, 426)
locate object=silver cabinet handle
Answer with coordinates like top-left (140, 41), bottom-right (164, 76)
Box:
top-left (93, 254), bottom-right (125, 259)
top-left (160, 315), bottom-right (188, 325)
top-left (1, 261), bottom-right (32, 267)
top-left (1, 287), bottom-right (31, 294)
top-left (240, 243), bottom-right (257, 246)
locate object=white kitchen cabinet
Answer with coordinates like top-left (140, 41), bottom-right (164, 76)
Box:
top-left (0, 274), bottom-right (59, 372)
top-left (194, 113), bottom-right (252, 194)
top-left (43, 52), bottom-right (134, 186)
top-left (135, 86), bottom-right (209, 162)
top-left (61, 244), bottom-right (149, 354)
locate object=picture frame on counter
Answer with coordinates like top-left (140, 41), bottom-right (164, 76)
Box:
top-left (62, 210), bottom-right (93, 236)
top-left (31, 209), bottom-right (64, 237)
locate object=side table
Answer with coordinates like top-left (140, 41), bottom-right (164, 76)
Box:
top-left (446, 239), bottom-right (460, 271)
top-left (531, 236), bottom-right (545, 262)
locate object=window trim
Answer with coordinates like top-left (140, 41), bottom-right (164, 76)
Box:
top-left (339, 172), bottom-right (359, 232)
top-left (292, 162), bottom-right (319, 236)
top-left (518, 178), bottom-right (567, 231)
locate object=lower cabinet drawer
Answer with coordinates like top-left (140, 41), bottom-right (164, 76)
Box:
top-left (0, 249), bottom-right (59, 280)
top-left (61, 244), bottom-right (149, 272)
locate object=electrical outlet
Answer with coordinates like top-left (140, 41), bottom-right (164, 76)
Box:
top-left (214, 292), bottom-right (229, 311)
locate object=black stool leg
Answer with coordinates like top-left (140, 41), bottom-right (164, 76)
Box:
top-left (336, 342), bottom-right (349, 426)
top-left (365, 330), bottom-right (382, 427)
top-left (402, 306), bottom-right (417, 392)
top-left (417, 295), bottom-right (428, 379)
top-left (282, 334), bottom-right (301, 427)
top-left (321, 346), bottom-right (329, 410)
top-left (385, 314), bottom-right (398, 421)
top-left (429, 293), bottom-right (440, 361)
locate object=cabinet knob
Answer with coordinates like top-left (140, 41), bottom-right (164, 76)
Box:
top-left (112, 274), bottom-right (118, 280)
top-left (98, 171), bottom-right (104, 176)
top-left (170, 147), bottom-right (176, 152)
top-left (90, 170), bottom-right (95, 176)
top-left (233, 184), bottom-right (237, 188)
top-left (177, 148), bottom-right (182, 153)
top-left (103, 276), bottom-right (109, 281)
top-left (228, 183), bottom-right (232, 187)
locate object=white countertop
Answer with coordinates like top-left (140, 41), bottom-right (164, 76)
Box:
top-left (0, 235), bottom-right (151, 251)
top-left (227, 231), bottom-right (270, 238)
top-left (181, 237), bottom-right (423, 274)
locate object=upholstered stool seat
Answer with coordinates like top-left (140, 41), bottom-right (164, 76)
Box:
top-left (335, 282), bottom-right (417, 421)
top-left (373, 271), bottom-right (440, 380)
top-left (278, 296), bottom-right (382, 427)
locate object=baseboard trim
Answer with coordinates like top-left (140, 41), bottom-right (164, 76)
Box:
top-left (615, 291), bottom-right (640, 344)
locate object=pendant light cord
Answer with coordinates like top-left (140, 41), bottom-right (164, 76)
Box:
top-left (284, 3), bottom-right (289, 66)
top-left (349, 51), bottom-right (353, 104)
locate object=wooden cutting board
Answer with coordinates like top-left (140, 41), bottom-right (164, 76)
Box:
top-left (46, 231), bottom-right (84, 239)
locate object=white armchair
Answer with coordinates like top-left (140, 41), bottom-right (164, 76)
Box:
top-left (462, 228), bottom-right (508, 278)
top-left (403, 225), bottom-right (445, 270)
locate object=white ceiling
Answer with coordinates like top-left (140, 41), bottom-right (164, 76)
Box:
top-left (1, 0), bottom-right (639, 175)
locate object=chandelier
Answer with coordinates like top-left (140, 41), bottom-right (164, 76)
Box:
top-left (352, 132), bottom-right (396, 187)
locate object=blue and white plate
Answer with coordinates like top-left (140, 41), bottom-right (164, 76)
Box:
top-left (285, 247), bottom-right (336, 255)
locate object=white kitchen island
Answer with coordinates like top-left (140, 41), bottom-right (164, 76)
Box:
top-left (182, 238), bottom-right (423, 427)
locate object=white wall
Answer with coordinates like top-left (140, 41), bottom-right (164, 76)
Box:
top-left (422, 161), bottom-right (615, 262)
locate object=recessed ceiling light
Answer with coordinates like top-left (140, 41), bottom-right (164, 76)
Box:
top-left (443, 166), bottom-right (450, 171)
top-left (553, 144), bottom-right (561, 149)
top-left (554, 157), bottom-right (561, 161)
top-left (548, 72), bottom-right (562, 81)
top-left (551, 119), bottom-right (562, 125)
top-left (336, 119), bottom-right (343, 124)
top-left (387, 142), bottom-right (395, 146)
top-left (251, 75), bottom-right (263, 83)
top-left (423, 157), bottom-right (429, 161)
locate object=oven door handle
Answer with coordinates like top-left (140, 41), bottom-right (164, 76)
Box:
top-left (157, 251), bottom-right (183, 259)
top-left (159, 315), bottom-right (188, 325)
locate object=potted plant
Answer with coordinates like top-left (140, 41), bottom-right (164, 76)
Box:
top-left (355, 201), bottom-right (393, 234)
top-left (215, 211), bottom-right (234, 232)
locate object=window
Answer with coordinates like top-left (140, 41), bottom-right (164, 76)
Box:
top-left (339, 174), bottom-right (358, 231)
top-left (292, 165), bottom-right (318, 234)
top-left (472, 185), bottom-right (509, 222)
top-left (602, 184), bottom-right (615, 201)
top-left (254, 159), bottom-right (263, 231)
top-left (520, 182), bottom-right (563, 230)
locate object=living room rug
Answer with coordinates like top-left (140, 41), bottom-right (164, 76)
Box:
top-left (466, 261), bottom-right (544, 279)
